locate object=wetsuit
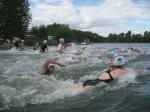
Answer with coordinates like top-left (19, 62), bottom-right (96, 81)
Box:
top-left (14, 41), bottom-right (19, 48)
top-left (83, 67), bottom-right (121, 87)
top-left (40, 44), bottom-right (47, 53)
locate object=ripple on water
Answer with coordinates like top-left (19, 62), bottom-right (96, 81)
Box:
top-left (0, 44), bottom-right (150, 111)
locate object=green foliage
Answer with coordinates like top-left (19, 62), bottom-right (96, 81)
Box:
top-left (30, 23), bottom-right (104, 43)
top-left (30, 25), bottom-right (48, 39)
top-left (106, 30), bottom-right (150, 43)
top-left (29, 23), bottom-right (150, 44)
top-left (0, 0), bottom-right (31, 39)
top-left (47, 39), bottom-right (58, 46)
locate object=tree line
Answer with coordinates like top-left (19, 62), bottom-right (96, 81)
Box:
top-left (0, 0), bottom-right (31, 39)
top-left (29, 23), bottom-right (104, 43)
top-left (0, 0), bottom-right (149, 43)
top-left (29, 23), bottom-right (150, 43)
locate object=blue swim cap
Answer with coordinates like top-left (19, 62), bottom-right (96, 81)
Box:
top-left (113, 56), bottom-right (126, 66)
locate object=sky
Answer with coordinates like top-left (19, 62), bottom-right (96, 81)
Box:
top-left (29, 0), bottom-right (150, 36)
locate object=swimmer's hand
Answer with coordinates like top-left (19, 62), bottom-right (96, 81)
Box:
top-left (38, 71), bottom-right (45, 74)
top-left (52, 62), bottom-right (66, 67)
top-left (38, 68), bottom-right (47, 74)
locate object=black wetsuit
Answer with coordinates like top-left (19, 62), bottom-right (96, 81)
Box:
top-left (40, 44), bottom-right (47, 53)
top-left (14, 42), bottom-right (19, 48)
top-left (83, 67), bottom-right (121, 87)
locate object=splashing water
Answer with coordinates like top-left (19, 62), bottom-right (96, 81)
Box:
top-left (0, 43), bottom-right (150, 112)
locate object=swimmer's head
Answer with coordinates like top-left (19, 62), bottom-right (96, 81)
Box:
top-left (59, 38), bottom-right (64, 43)
top-left (43, 40), bottom-right (47, 44)
top-left (36, 43), bottom-right (39, 45)
top-left (21, 40), bottom-right (24, 43)
top-left (113, 56), bottom-right (126, 66)
top-left (48, 64), bottom-right (55, 73)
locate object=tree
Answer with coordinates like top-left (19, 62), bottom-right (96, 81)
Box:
top-left (29, 23), bottom-right (150, 44)
top-left (0, 0), bottom-right (31, 39)
top-left (143, 31), bottom-right (150, 42)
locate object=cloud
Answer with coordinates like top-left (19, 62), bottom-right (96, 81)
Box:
top-left (30, 0), bottom-right (78, 24)
top-left (29, 0), bottom-right (150, 36)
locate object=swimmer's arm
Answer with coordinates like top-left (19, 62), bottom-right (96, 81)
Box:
top-left (38, 68), bottom-right (47, 74)
top-left (57, 44), bottom-right (61, 51)
top-left (64, 44), bottom-right (67, 49)
top-left (56, 62), bottom-right (66, 67)
top-left (136, 71), bottom-right (149, 77)
top-left (50, 61), bottom-right (66, 67)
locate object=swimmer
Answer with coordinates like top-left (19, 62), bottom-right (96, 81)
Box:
top-left (13, 37), bottom-right (20, 49)
top-left (128, 47), bottom-right (141, 54)
top-left (20, 39), bottom-right (25, 51)
top-left (74, 49), bottom-right (83, 55)
top-left (78, 56), bottom-right (127, 92)
top-left (57, 38), bottom-right (66, 54)
top-left (39, 59), bottom-right (65, 75)
top-left (33, 43), bottom-right (40, 50)
top-left (65, 49), bottom-right (86, 62)
top-left (40, 40), bottom-right (48, 53)
top-left (104, 56), bottom-right (113, 64)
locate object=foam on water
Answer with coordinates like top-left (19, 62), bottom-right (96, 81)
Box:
top-left (0, 43), bottom-right (150, 111)
top-left (0, 76), bottom-right (84, 110)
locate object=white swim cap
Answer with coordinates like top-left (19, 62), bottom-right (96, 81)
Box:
top-left (59, 38), bottom-right (64, 42)
top-left (43, 40), bottom-right (47, 44)
top-left (48, 64), bottom-right (55, 68)
top-left (113, 56), bottom-right (126, 66)
top-left (21, 40), bottom-right (24, 42)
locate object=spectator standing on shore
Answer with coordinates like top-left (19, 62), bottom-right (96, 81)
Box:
top-left (20, 39), bottom-right (25, 51)
top-left (13, 37), bottom-right (21, 49)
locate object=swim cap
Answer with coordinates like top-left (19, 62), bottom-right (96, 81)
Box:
top-left (59, 38), bottom-right (64, 42)
top-left (48, 64), bottom-right (55, 68)
top-left (43, 40), bottom-right (47, 44)
top-left (36, 43), bottom-right (39, 45)
top-left (113, 56), bottom-right (125, 66)
top-left (21, 40), bottom-right (24, 42)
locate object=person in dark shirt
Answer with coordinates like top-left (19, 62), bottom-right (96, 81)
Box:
top-left (40, 40), bottom-right (48, 53)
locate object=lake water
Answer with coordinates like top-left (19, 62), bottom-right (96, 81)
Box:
top-left (0, 43), bottom-right (150, 112)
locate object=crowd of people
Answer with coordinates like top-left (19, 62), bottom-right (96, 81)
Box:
top-left (0, 37), bottom-right (25, 51)
top-left (33, 38), bottom-right (149, 92)
top-left (1, 37), bottom-right (149, 92)
top-left (0, 38), bottom-right (13, 49)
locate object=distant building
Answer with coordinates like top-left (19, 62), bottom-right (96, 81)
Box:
top-left (25, 35), bottom-right (36, 39)
top-left (48, 36), bottom-right (54, 40)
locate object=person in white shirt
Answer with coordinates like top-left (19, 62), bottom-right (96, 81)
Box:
top-left (57, 38), bottom-right (66, 54)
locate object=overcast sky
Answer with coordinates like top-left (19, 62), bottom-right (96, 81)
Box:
top-left (29, 0), bottom-right (150, 36)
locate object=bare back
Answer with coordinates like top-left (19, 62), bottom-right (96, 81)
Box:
top-left (99, 68), bottom-right (127, 80)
